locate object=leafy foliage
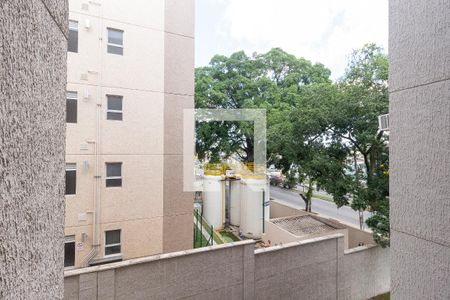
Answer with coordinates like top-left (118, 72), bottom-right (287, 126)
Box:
top-left (195, 45), bottom-right (390, 246)
top-left (195, 49), bottom-right (330, 162)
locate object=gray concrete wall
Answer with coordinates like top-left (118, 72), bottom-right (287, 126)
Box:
top-left (64, 240), bottom-right (255, 300)
top-left (255, 236), bottom-right (342, 300)
top-left (389, 0), bottom-right (450, 299)
top-left (269, 200), bottom-right (308, 218)
top-left (0, 0), bottom-right (67, 298)
top-left (64, 234), bottom-right (388, 299)
top-left (346, 225), bottom-right (375, 249)
top-left (342, 246), bottom-right (390, 300)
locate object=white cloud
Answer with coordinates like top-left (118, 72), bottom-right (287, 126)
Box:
top-left (215, 0), bottom-right (388, 80)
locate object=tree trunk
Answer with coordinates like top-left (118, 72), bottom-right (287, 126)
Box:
top-left (300, 180), bottom-right (313, 212)
top-left (359, 210), bottom-right (364, 230)
top-left (364, 147), bottom-right (379, 211)
top-left (299, 193), bottom-right (310, 212)
top-left (306, 181), bottom-right (313, 212)
top-left (243, 136), bottom-right (254, 163)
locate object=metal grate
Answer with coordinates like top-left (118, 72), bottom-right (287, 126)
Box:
top-left (272, 215), bottom-right (335, 236)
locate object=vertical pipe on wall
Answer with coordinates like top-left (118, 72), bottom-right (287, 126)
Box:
top-left (82, 4), bottom-right (104, 266)
top-left (262, 189), bottom-right (265, 234)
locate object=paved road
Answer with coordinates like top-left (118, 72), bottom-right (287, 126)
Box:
top-left (270, 186), bottom-right (372, 230)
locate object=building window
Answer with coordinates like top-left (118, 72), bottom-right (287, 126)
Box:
top-left (66, 91), bottom-right (77, 123)
top-left (68, 20), bottom-right (78, 53)
top-left (107, 95), bottom-right (123, 121)
top-left (107, 28), bottom-right (123, 55)
top-left (106, 163), bottom-right (122, 187)
top-left (65, 163), bottom-right (77, 195)
top-left (105, 230), bottom-right (121, 256)
top-left (64, 236), bottom-right (76, 268)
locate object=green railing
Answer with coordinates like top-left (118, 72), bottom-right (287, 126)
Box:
top-left (193, 209), bottom-right (224, 248)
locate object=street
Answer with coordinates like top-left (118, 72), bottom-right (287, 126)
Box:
top-left (270, 186), bottom-right (372, 230)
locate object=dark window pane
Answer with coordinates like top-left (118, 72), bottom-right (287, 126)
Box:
top-left (105, 245), bottom-right (121, 255)
top-left (64, 242), bottom-right (75, 267)
top-left (107, 112), bottom-right (123, 121)
top-left (66, 99), bottom-right (77, 123)
top-left (106, 230), bottom-right (121, 244)
top-left (65, 170), bottom-right (76, 195)
top-left (68, 29), bottom-right (78, 53)
top-left (106, 178), bottom-right (122, 187)
top-left (106, 163), bottom-right (121, 177)
top-left (107, 96), bottom-right (122, 110)
top-left (107, 45), bottom-right (123, 55)
top-left (108, 29), bottom-right (123, 45)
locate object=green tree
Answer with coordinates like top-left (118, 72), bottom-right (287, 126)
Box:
top-left (195, 45), bottom-right (390, 247)
top-left (321, 44), bottom-right (390, 246)
top-left (283, 44), bottom-right (389, 246)
top-left (195, 49), bottom-right (331, 163)
top-left (285, 83), bottom-right (350, 212)
top-left (339, 44), bottom-right (389, 246)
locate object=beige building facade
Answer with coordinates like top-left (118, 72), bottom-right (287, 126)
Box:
top-left (64, 0), bottom-right (194, 269)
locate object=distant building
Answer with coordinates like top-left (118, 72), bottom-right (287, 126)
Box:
top-left (64, 0), bottom-right (194, 269)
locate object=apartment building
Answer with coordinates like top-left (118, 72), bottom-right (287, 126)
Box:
top-left (64, 0), bottom-right (194, 269)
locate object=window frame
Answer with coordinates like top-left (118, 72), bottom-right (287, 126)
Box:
top-left (65, 163), bottom-right (77, 195)
top-left (64, 235), bottom-right (76, 269)
top-left (105, 230), bottom-right (121, 256)
top-left (106, 162), bottom-right (122, 188)
top-left (66, 91), bottom-right (78, 123)
top-left (107, 28), bottom-right (124, 55)
top-left (106, 95), bottom-right (123, 121)
top-left (68, 20), bottom-right (79, 53)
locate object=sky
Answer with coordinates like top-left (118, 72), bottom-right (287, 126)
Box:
top-left (195, 0), bottom-right (388, 80)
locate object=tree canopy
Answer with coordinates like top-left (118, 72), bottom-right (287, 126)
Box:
top-left (195, 48), bottom-right (331, 163)
top-left (195, 45), bottom-right (390, 246)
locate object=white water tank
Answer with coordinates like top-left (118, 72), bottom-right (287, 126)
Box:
top-left (203, 175), bottom-right (224, 229)
top-left (240, 178), bottom-right (269, 239)
top-left (229, 179), bottom-right (241, 226)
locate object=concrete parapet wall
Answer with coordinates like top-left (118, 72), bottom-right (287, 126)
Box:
top-left (269, 200), bottom-right (308, 219)
top-left (342, 246), bottom-right (390, 300)
top-left (255, 235), bottom-right (341, 300)
top-left (65, 240), bottom-right (255, 299)
top-left (64, 234), bottom-right (388, 299)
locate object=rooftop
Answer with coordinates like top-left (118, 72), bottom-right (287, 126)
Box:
top-left (271, 215), bottom-right (337, 237)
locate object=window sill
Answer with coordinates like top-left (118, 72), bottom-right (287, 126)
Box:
top-left (89, 254), bottom-right (123, 266)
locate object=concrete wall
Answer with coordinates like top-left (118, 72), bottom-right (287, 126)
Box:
top-left (255, 236), bottom-right (343, 300)
top-left (269, 200), bottom-right (308, 219)
top-left (342, 246), bottom-right (390, 300)
top-left (389, 0), bottom-right (450, 298)
top-left (0, 0), bottom-right (67, 298)
top-left (263, 220), bottom-right (302, 245)
top-left (346, 225), bottom-right (375, 249)
top-left (64, 234), bottom-right (388, 300)
top-left (64, 240), bottom-right (255, 300)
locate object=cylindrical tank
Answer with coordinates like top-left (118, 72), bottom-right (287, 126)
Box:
top-left (229, 179), bottom-right (241, 226)
top-left (203, 175), bottom-right (224, 229)
top-left (240, 177), bottom-right (269, 239)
